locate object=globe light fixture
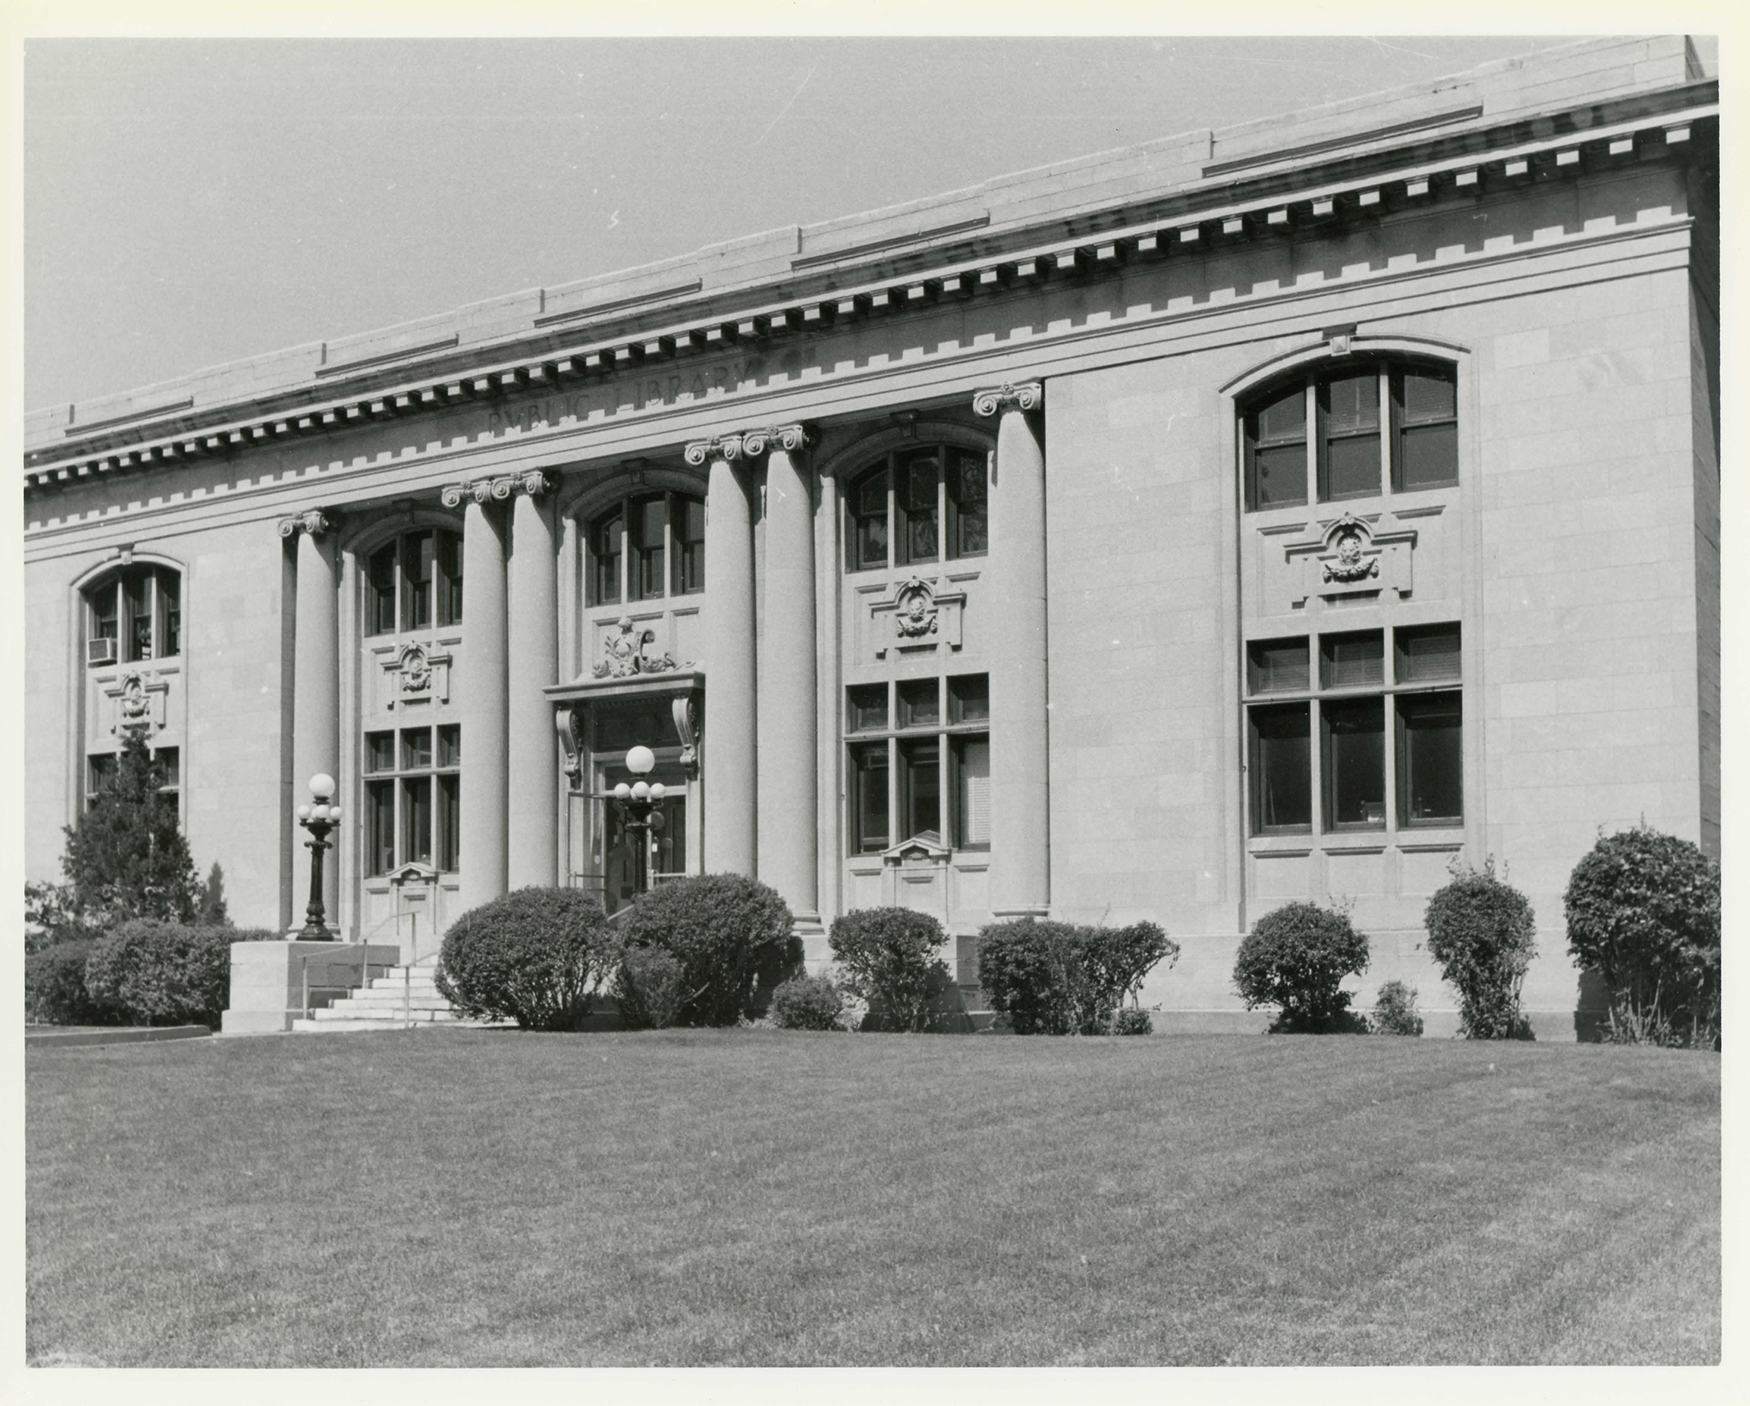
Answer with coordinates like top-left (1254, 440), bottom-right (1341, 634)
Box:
top-left (609, 743), bottom-right (670, 897)
top-left (295, 771), bottom-right (341, 940)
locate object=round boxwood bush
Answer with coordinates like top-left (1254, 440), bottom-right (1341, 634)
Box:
top-left (1424, 860), bottom-right (1536, 1041)
top-left (1232, 902), bottom-right (1369, 1033)
top-left (828, 907), bottom-right (949, 1033)
top-left (769, 972), bottom-right (845, 1031)
top-left (435, 887), bottom-right (617, 1031)
top-left (613, 946), bottom-right (687, 1030)
top-left (82, 920), bottom-right (278, 1028)
top-left (617, 874), bottom-right (796, 1026)
top-left (1565, 826), bottom-right (1720, 1049)
top-left (25, 939), bottom-right (121, 1026)
top-left (1368, 980), bottom-right (1425, 1037)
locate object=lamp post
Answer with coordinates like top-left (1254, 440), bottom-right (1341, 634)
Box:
top-left (296, 772), bottom-right (341, 940)
top-left (612, 745), bottom-right (668, 896)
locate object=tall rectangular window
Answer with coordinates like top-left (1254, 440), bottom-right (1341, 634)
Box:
top-left (437, 531), bottom-right (463, 626)
top-left (124, 572), bottom-right (151, 662)
top-left (1398, 693), bottom-right (1463, 825)
top-left (850, 469), bottom-right (889, 572)
top-left (673, 495), bottom-right (706, 595)
top-left (367, 780), bottom-right (396, 877)
top-left (1393, 365), bottom-right (1459, 491)
top-left (158, 575), bottom-right (181, 657)
top-left (1320, 372), bottom-right (1381, 502)
top-left (367, 544), bottom-right (398, 636)
top-left (946, 448), bottom-right (988, 559)
top-left (1249, 702), bottom-right (1311, 833)
top-left (952, 736), bottom-right (990, 850)
top-left (850, 741), bottom-right (889, 853)
top-left (590, 507), bottom-right (623, 606)
top-left (895, 451), bottom-right (940, 566)
top-left (630, 495), bottom-right (666, 601)
top-left (1322, 696), bottom-right (1386, 829)
top-left (899, 737), bottom-right (940, 843)
top-left (402, 531), bottom-right (434, 632)
top-left (365, 724), bottom-right (458, 876)
top-left (1245, 383), bottom-right (1308, 510)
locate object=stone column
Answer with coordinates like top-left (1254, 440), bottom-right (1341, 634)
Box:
top-left (445, 480), bottom-right (509, 912)
top-left (751, 424), bottom-right (818, 918)
top-left (506, 471), bottom-right (558, 890)
top-left (282, 510), bottom-right (340, 928)
top-left (975, 382), bottom-right (1050, 915)
top-left (687, 434), bottom-right (758, 878)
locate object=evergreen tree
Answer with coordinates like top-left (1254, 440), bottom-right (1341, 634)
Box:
top-left (196, 862), bottom-right (232, 927)
top-left (60, 731), bottom-right (200, 927)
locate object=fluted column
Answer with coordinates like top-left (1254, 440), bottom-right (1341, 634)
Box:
top-left (687, 434), bottom-right (758, 877)
top-left (281, 509), bottom-right (340, 927)
top-left (751, 424), bottom-right (818, 918)
top-left (975, 382), bottom-right (1050, 915)
top-left (506, 471), bottom-right (559, 890)
top-left (445, 480), bottom-right (509, 912)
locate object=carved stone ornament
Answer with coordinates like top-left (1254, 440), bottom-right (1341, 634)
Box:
top-left (276, 508), bottom-right (333, 539)
top-left (672, 695), bottom-right (700, 775)
top-left (971, 381), bottom-right (1044, 417)
top-left (399, 643), bottom-right (432, 694)
top-left (893, 577), bottom-right (939, 639)
top-left (1321, 515), bottom-right (1381, 584)
top-left (105, 667), bottom-right (168, 737)
top-left (684, 424), bottom-right (811, 465)
top-left (593, 616), bottom-right (678, 679)
top-left (683, 434), bottom-right (745, 467)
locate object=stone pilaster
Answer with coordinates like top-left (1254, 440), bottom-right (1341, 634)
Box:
top-left (505, 471), bottom-right (559, 890)
top-left (750, 424), bottom-right (818, 918)
top-left (974, 382), bottom-right (1050, 915)
top-left (279, 509), bottom-right (340, 927)
top-left (443, 480), bottom-right (509, 911)
top-left (686, 434), bottom-right (758, 878)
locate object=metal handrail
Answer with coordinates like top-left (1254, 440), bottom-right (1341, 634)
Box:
top-left (297, 908), bottom-right (423, 1024)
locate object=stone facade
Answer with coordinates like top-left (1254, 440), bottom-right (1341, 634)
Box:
top-left (24, 37), bottom-right (1719, 1035)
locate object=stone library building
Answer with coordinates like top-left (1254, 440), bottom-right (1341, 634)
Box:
top-left (23, 37), bottom-right (1719, 1035)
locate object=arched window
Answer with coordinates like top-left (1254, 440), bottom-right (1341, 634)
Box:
top-left (586, 490), bottom-right (705, 607)
top-left (846, 442), bottom-right (987, 573)
top-left (84, 563), bottom-right (180, 666)
top-left (1241, 358), bottom-right (1457, 511)
top-left (365, 529), bottom-right (462, 636)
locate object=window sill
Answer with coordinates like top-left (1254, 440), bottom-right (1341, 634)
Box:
top-left (1397, 828), bottom-right (1464, 851)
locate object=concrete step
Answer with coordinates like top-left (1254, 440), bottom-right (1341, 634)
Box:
top-left (290, 1014), bottom-right (512, 1034)
top-left (309, 1005), bottom-right (462, 1022)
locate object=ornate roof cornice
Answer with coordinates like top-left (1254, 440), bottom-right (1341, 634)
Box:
top-left (23, 79), bottom-right (1716, 493)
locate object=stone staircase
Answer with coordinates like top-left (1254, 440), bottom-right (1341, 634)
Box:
top-left (290, 963), bottom-right (505, 1033)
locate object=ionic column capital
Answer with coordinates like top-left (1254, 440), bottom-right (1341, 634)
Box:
top-left (277, 508), bottom-right (334, 539)
top-left (684, 433), bottom-right (745, 467)
top-left (511, 470), bottom-right (556, 498)
top-left (684, 423), bottom-right (813, 465)
top-left (972, 382), bottom-right (1044, 417)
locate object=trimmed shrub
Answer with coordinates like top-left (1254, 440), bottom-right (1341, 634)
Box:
top-left (769, 973), bottom-right (845, 1031)
top-left (1233, 902), bottom-right (1369, 1034)
top-left (436, 888), bottom-right (617, 1031)
top-left (25, 940), bottom-right (121, 1026)
top-left (1565, 826), bottom-right (1720, 1050)
top-left (976, 918), bottom-right (1178, 1035)
top-left (1368, 980), bottom-right (1424, 1037)
top-left (1424, 860), bottom-right (1536, 1041)
top-left (82, 921), bottom-right (277, 1028)
top-left (613, 946), bottom-right (687, 1031)
top-left (828, 907), bottom-right (950, 1033)
top-left (1111, 1006), bottom-right (1153, 1037)
top-left (618, 874), bottom-right (797, 1027)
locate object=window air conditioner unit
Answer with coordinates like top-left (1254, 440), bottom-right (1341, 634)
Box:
top-left (88, 637), bottom-right (117, 666)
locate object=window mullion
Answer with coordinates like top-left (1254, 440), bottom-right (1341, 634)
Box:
top-left (1380, 369), bottom-right (1394, 495)
top-left (1309, 696), bottom-right (1325, 835)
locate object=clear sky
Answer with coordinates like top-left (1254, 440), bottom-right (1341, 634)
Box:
top-left (23, 35), bottom-right (1581, 413)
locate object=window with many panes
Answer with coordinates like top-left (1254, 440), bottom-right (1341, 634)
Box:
top-left (366, 530), bottom-right (462, 636)
top-left (846, 674), bottom-right (989, 853)
top-left (846, 443), bottom-right (988, 572)
top-left (85, 564), bottom-right (181, 665)
top-left (1246, 624), bottom-right (1461, 835)
top-left (364, 724), bottom-right (460, 875)
top-left (84, 746), bottom-right (179, 815)
top-left (586, 491), bottom-right (706, 607)
top-left (1243, 359), bottom-right (1458, 511)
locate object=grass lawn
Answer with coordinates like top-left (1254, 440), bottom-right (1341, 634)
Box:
top-left (26, 1029), bottom-right (1718, 1367)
